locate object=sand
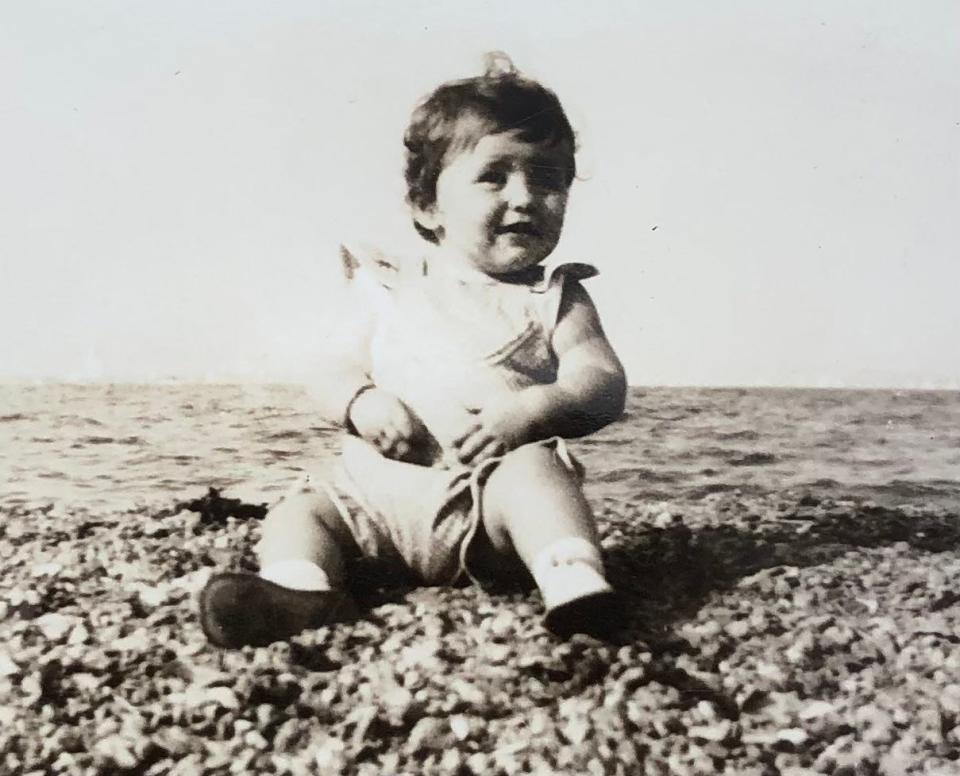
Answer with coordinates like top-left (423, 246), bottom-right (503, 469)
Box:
top-left (1, 384), bottom-right (959, 775)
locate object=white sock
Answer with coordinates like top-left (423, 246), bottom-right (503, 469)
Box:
top-left (531, 537), bottom-right (612, 612)
top-left (259, 559), bottom-right (331, 591)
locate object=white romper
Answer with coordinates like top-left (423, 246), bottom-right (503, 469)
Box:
top-left (323, 250), bottom-right (598, 587)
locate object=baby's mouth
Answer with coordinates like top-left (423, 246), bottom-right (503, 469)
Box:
top-left (496, 222), bottom-right (540, 237)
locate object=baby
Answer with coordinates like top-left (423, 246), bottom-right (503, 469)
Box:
top-left (200, 54), bottom-right (627, 648)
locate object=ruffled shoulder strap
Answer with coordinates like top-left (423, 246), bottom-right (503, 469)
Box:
top-left (529, 261), bottom-right (599, 330)
top-left (339, 243), bottom-right (407, 289)
top-left (530, 261), bottom-right (598, 293)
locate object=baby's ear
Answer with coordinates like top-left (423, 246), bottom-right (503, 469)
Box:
top-left (412, 204), bottom-right (442, 234)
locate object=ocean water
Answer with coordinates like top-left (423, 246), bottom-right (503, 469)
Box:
top-left (1, 384), bottom-right (958, 514)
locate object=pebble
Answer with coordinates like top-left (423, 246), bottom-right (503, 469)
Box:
top-left (449, 714), bottom-right (471, 741)
top-left (561, 713), bottom-right (592, 746)
top-left (243, 730), bottom-right (269, 750)
top-left (487, 610), bottom-right (516, 638)
top-left (109, 629), bottom-right (151, 652)
top-left (0, 653), bottom-right (20, 678)
top-left (381, 684), bottom-right (415, 722)
top-left (755, 661), bottom-right (788, 686)
top-left (449, 678), bottom-right (486, 707)
top-left (484, 642), bottom-right (513, 664)
top-left (67, 623), bottom-right (91, 645)
top-left (776, 728), bottom-right (808, 745)
top-left (405, 717), bottom-right (453, 753)
top-left (314, 736), bottom-right (348, 773)
top-left (30, 562), bottom-right (63, 577)
top-left (798, 700), bottom-right (836, 720)
top-left (169, 659), bottom-right (232, 688)
top-left (141, 521), bottom-right (168, 537)
top-left (687, 720), bottom-right (734, 743)
top-left (467, 752), bottom-right (492, 774)
top-left (51, 752), bottom-right (81, 773)
top-left (939, 684), bottom-right (960, 715)
top-left (94, 734), bottom-right (140, 770)
top-left (137, 585), bottom-right (168, 608)
top-left (855, 704), bottom-right (895, 744)
top-left (653, 510), bottom-right (678, 529)
top-left (784, 630), bottom-right (816, 664)
top-left (182, 685), bottom-right (240, 710)
top-left (34, 613), bottom-right (80, 642)
top-left (742, 729), bottom-right (779, 745)
top-left (155, 726), bottom-right (197, 757)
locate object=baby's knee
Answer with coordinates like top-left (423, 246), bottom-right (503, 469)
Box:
top-left (501, 441), bottom-right (563, 473)
top-left (492, 443), bottom-right (580, 494)
top-left (259, 490), bottom-right (348, 552)
top-left (264, 491), bottom-right (331, 529)
top-left (256, 488), bottom-right (353, 581)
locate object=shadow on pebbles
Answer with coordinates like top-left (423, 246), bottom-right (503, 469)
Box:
top-left (1, 489), bottom-right (959, 776)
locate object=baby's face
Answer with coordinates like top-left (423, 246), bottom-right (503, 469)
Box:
top-left (422, 130), bottom-right (570, 276)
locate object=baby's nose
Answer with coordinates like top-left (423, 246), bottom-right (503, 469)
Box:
top-left (502, 172), bottom-right (533, 207)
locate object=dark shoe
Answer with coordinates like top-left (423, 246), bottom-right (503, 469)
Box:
top-left (544, 590), bottom-right (620, 641)
top-left (199, 572), bottom-right (359, 648)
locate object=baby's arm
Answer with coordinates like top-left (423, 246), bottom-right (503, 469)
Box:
top-left (307, 288), bottom-right (377, 428)
top-left (452, 281), bottom-right (626, 463)
top-left (308, 281), bottom-right (430, 463)
top-left (525, 280), bottom-right (627, 438)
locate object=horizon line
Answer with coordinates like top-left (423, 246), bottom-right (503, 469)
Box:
top-left (0, 379), bottom-right (956, 392)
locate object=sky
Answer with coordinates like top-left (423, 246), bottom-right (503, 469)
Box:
top-left (1, 1), bottom-right (958, 388)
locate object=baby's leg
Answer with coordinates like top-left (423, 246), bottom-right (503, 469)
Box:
top-left (257, 489), bottom-right (355, 588)
top-left (199, 487), bottom-right (359, 648)
top-left (480, 444), bottom-right (615, 637)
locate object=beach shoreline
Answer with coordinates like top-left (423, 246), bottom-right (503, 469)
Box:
top-left (1, 384), bottom-right (958, 774)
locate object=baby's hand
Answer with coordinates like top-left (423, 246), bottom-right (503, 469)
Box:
top-left (348, 387), bottom-right (432, 464)
top-left (451, 396), bottom-right (535, 466)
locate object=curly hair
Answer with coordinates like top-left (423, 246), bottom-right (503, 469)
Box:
top-left (403, 53), bottom-right (577, 243)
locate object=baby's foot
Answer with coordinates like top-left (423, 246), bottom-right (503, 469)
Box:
top-left (199, 573), bottom-right (359, 648)
top-left (532, 538), bottom-right (618, 639)
top-left (544, 586), bottom-right (619, 640)
top-left (538, 559), bottom-right (618, 640)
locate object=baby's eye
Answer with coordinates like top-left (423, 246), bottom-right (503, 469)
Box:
top-left (476, 169), bottom-right (507, 186)
top-left (528, 165), bottom-right (566, 192)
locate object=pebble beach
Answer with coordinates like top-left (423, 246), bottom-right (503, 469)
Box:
top-left (1, 383), bottom-right (959, 775)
